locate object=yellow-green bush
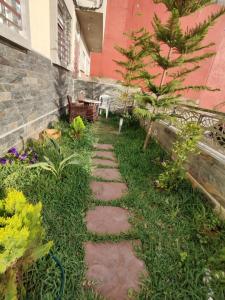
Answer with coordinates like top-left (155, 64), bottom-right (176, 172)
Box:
top-left (0, 189), bottom-right (53, 299)
top-left (70, 116), bottom-right (86, 139)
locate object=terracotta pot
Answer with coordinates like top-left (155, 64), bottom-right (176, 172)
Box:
top-left (39, 129), bottom-right (61, 140)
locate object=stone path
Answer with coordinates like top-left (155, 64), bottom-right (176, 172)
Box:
top-left (86, 206), bottom-right (131, 234)
top-left (90, 181), bottom-right (128, 201)
top-left (92, 168), bottom-right (122, 181)
top-left (84, 143), bottom-right (147, 300)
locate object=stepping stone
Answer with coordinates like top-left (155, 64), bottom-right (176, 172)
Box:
top-left (95, 144), bottom-right (114, 150)
top-left (92, 158), bottom-right (118, 168)
top-left (85, 241), bottom-right (147, 300)
top-left (90, 181), bottom-right (128, 201)
top-left (94, 151), bottom-right (116, 161)
top-left (86, 206), bottom-right (131, 234)
top-left (92, 168), bottom-right (122, 181)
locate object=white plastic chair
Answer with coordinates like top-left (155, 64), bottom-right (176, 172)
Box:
top-left (99, 94), bottom-right (111, 119)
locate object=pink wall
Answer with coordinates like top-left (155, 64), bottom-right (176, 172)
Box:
top-left (91, 0), bottom-right (225, 111)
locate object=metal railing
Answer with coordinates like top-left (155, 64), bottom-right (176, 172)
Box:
top-left (162, 104), bottom-right (225, 154)
top-left (74, 0), bottom-right (103, 10)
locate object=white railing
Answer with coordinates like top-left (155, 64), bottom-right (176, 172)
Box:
top-left (74, 0), bottom-right (103, 10)
top-left (154, 104), bottom-right (225, 155)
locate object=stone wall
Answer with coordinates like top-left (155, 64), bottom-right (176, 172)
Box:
top-left (74, 79), bottom-right (138, 112)
top-left (152, 121), bottom-right (225, 219)
top-left (0, 39), bottom-right (73, 154)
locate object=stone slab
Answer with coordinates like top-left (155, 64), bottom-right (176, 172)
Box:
top-left (86, 206), bottom-right (131, 234)
top-left (94, 144), bottom-right (114, 150)
top-left (92, 168), bottom-right (122, 181)
top-left (92, 158), bottom-right (118, 168)
top-left (94, 151), bottom-right (116, 161)
top-left (84, 241), bottom-right (147, 300)
top-left (90, 181), bottom-right (128, 201)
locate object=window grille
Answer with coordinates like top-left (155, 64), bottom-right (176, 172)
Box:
top-left (0, 0), bottom-right (22, 32)
top-left (58, 0), bottom-right (71, 67)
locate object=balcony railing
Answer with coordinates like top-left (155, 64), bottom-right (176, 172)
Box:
top-left (74, 0), bottom-right (103, 10)
top-left (156, 104), bottom-right (225, 155)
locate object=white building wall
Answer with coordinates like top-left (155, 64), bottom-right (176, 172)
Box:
top-left (0, 0), bottom-right (104, 77)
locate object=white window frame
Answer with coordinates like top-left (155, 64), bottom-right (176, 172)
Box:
top-left (0, 0), bottom-right (30, 49)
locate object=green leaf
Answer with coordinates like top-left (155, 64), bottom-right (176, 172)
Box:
top-left (43, 156), bottom-right (55, 168)
top-left (27, 162), bottom-right (57, 177)
top-left (49, 138), bottom-right (62, 156)
top-left (27, 162), bottom-right (51, 169)
top-left (31, 241), bottom-right (53, 261)
top-left (58, 153), bottom-right (80, 173)
top-left (5, 269), bottom-right (17, 300)
top-left (65, 160), bottom-right (80, 167)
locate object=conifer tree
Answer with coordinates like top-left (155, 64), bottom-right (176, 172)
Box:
top-left (114, 33), bottom-right (146, 112)
top-left (133, 0), bottom-right (225, 150)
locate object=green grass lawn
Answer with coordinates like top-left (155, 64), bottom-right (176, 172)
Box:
top-left (94, 116), bottom-right (225, 299)
top-left (0, 117), bottom-right (224, 299)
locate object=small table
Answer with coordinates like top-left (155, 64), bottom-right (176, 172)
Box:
top-left (82, 99), bottom-right (101, 106)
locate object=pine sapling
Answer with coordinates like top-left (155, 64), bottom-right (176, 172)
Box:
top-left (133, 0), bottom-right (225, 149)
top-left (114, 32), bottom-right (146, 113)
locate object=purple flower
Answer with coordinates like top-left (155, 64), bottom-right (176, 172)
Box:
top-left (0, 158), bottom-right (7, 165)
top-left (19, 153), bottom-right (28, 161)
top-left (8, 147), bottom-right (19, 158)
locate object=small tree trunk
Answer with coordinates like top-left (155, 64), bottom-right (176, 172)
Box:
top-left (143, 47), bottom-right (173, 151)
top-left (123, 87), bottom-right (130, 114)
top-left (159, 47), bottom-right (173, 87)
top-left (143, 120), bottom-right (153, 150)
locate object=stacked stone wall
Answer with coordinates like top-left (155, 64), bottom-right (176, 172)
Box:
top-left (0, 40), bottom-right (73, 154)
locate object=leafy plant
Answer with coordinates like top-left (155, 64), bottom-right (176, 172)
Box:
top-left (156, 122), bottom-right (202, 191)
top-left (114, 34), bottom-right (145, 113)
top-left (70, 116), bottom-right (86, 139)
top-left (208, 246), bottom-right (225, 286)
top-left (0, 189), bottom-right (53, 299)
top-left (132, 0), bottom-right (225, 149)
top-left (27, 139), bottom-right (80, 179)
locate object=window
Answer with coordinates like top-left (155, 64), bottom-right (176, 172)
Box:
top-left (58, 0), bottom-right (71, 67)
top-left (0, 0), bottom-right (22, 32)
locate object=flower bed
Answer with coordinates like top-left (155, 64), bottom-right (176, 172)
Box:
top-left (0, 120), bottom-right (95, 299)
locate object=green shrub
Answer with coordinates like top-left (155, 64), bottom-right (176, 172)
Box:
top-left (157, 122), bottom-right (202, 191)
top-left (0, 189), bottom-right (53, 299)
top-left (70, 116), bottom-right (86, 139)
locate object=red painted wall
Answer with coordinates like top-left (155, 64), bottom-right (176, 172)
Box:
top-left (91, 0), bottom-right (225, 111)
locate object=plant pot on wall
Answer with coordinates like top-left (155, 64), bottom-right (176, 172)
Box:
top-left (39, 129), bottom-right (61, 141)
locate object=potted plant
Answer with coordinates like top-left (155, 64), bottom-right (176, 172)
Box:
top-left (39, 128), bottom-right (61, 141)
